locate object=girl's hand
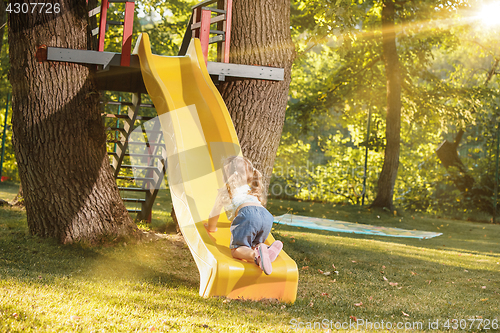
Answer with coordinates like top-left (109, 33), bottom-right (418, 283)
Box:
top-left (204, 223), bottom-right (217, 233)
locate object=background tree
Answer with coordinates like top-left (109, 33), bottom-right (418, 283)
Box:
top-left (279, 0), bottom-right (474, 210)
top-left (370, 0), bottom-right (401, 210)
top-left (217, 0), bottom-right (295, 190)
top-left (9, 0), bottom-right (139, 244)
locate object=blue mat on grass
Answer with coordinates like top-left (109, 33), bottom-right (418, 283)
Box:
top-left (273, 214), bottom-right (442, 239)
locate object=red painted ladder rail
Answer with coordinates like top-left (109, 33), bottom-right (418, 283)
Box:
top-left (191, 0), bottom-right (232, 64)
top-left (87, 0), bottom-right (135, 67)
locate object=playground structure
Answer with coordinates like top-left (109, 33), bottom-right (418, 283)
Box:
top-left (44, 0), bottom-right (298, 302)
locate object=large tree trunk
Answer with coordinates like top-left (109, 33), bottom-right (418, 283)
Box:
top-left (9, 0), bottom-right (138, 244)
top-left (371, 0), bottom-right (402, 210)
top-left (217, 0), bottom-right (295, 192)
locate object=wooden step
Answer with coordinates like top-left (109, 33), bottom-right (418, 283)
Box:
top-left (122, 197), bottom-right (146, 203)
top-left (120, 165), bottom-right (161, 170)
top-left (126, 141), bottom-right (165, 146)
top-left (108, 152), bottom-right (164, 159)
top-left (101, 113), bottom-right (155, 121)
top-left (106, 127), bottom-right (126, 132)
top-left (101, 101), bottom-right (155, 108)
top-left (118, 187), bottom-right (148, 192)
top-left (116, 176), bottom-right (155, 182)
top-left (106, 140), bottom-right (164, 146)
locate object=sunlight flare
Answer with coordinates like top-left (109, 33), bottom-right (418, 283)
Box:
top-left (477, 1), bottom-right (500, 26)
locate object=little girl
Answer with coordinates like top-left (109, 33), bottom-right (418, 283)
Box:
top-left (205, 156), bottom-right (282, 275)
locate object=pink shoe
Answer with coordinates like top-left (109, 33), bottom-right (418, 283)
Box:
top-left (267, 241), bottom-right (283, 262)
top-left (254, 244), bottom-right (272, 275)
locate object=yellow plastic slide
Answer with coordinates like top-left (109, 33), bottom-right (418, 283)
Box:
top-left (133, 33), bottom-right (298, 302)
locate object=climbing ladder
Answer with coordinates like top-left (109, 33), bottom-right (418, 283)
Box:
top-left (182, 0), bottom-right (233, 63)
top-left (101, 93), bottom-right (166, 222)
top-left (87, 0), bottom-right (165, 222)
top-left (188, 0), bottom-right (233, 63)
top-left (88, 0), bottom-right (135, 66)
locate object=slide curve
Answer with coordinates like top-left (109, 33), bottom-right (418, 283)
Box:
top-left (133, 33), bottom-right (298, 302)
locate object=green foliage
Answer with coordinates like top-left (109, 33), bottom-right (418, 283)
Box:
top-left (136, 0), bottom-right (194, 55)
top-left (0, 21), bottom-right (16, 181)
top-left (274, 0), bottom-right (500, 217)
top-left (97, 0), bottom-right (193, 55)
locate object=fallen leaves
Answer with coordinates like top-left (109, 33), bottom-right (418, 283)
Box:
top-left (382, 275), bottom-right (401, 288)
top-left (354, 302), bottom-right (363, 307)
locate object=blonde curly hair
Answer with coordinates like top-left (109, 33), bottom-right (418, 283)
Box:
top-left (223, 156), bottom-right (267, 206)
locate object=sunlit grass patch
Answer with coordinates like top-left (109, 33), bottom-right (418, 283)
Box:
top-left (0, 183), bottom-right (499, 332)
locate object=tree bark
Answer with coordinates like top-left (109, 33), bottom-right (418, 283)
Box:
top-left (370, 0), bottom-right (402, 210)
top-left (9, 0), bottom-right (138, 244)
top-left (217, 0), bottom-right (295, 193)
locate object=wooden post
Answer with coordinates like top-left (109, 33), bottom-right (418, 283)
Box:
top-left (121, 1), bottom-right (135, 67)
top-left (223, 0), bottom-right (232, 63)
top-left (97, 0), bottom-right (109, 52)
top-left (200, 8), bottom-right (211, 64)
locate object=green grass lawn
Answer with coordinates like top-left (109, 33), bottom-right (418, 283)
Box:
top-left (1, 182), bottom-right (499, 332)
